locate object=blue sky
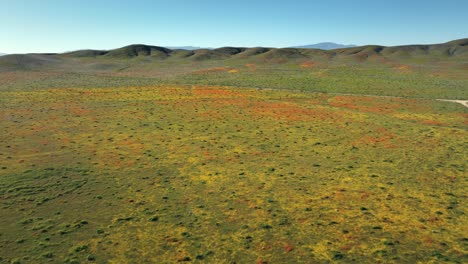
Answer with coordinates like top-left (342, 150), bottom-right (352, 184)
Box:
top-left (1, 0), bottom-right (467, 53)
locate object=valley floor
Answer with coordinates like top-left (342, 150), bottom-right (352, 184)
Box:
top-left (0, 86), bottom-right (466, 263)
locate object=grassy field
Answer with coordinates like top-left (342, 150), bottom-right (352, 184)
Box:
top-left (1, 58), bottom-right (467, 100)
top-left (1, 86), bottom-right (466, 263)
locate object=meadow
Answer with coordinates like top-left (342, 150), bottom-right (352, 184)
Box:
top-left (0, 85), bottom-right (466, 263)
top-left (1, 60), bottom-right (467, 100)
top-left (1, 39), bottom-right (467, 263)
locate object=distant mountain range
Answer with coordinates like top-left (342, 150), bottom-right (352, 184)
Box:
top-left (291, 42), bottom-right (357, 50)
top-left (0, 53), bottom-right (6, 56)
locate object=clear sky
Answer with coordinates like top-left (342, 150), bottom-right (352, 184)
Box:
top-left (1, 0), bottom-right (467, 53)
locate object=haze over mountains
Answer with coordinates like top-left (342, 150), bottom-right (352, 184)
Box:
top-left (0, 53), bottom-right (6, 56)
top-left (291, 42), bottom-right (357, 50)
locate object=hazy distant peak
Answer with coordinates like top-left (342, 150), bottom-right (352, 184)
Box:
top-left (0, 53), bottom-right (7, 56)
top-left (291, 42), bottom-right (357, 50)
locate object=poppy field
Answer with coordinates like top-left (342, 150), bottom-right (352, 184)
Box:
top-left (0, 85), bottom-right (466, 263)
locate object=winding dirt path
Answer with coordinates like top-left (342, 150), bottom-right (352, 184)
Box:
top-left (436, 99), bottom-right (468, 108)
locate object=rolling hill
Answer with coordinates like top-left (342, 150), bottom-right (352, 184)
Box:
top-left (0, 39), bottom-right (466, 73)
top-left (9, 39), bottom-right (468, 60)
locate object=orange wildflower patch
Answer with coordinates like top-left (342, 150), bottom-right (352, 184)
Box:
top-left (300, 61), bottom-right (315, 68)
top-left (250, 101), bottom-right (340, 121)
top-left (192, 87), bottom-right (245, 98)
top-left (352, 132), bottom-right (398, 149)
top-left (394, 64), bottom-right (412, 73)
top-left (423, 236), bottom-right (436, 246)
top-left (244, 63), bottom-right (257, 71)
top-left (422, 120), bottom-right (445, 126)
top-left (69, 107), bottom-right (91, 116)
top-left (329, 96), bottom-right (403, 114)
top-left (461, 113), bottom-right (468, 125)
top-left (283, 244), bottom-right (294, 252)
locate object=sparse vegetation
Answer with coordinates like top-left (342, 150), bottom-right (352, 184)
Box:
top-left (0, 85), bottom-right (466, 263)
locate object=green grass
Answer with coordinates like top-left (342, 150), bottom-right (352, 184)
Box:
top-left (170, 63), bottom-right (468, 99)
top-left (1, 58), bottom-right (467, 99)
